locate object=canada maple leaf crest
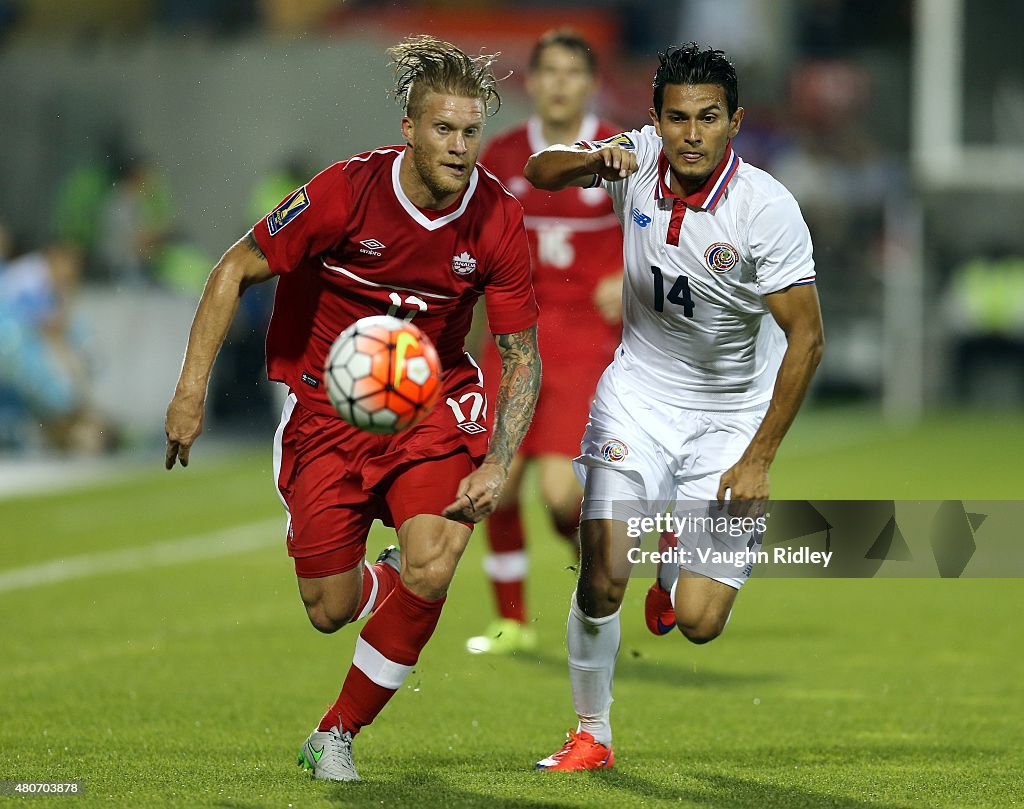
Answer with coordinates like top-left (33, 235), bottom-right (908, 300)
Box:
top-left (451, 251), bottom-right (477, 275)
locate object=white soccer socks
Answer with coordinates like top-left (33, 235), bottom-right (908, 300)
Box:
top-left (566, 592), bottom-right (620, 747)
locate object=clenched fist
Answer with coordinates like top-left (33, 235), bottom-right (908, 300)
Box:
top-left (588, 145), bottom-right (639, 182)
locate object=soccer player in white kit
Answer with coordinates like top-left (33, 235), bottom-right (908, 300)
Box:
top-left (524, 43), bottom-right (824, 770)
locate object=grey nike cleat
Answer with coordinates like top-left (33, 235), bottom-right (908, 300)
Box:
top-left (297, 726), bottom-right (360, 782)
top-left (375, 544), bottom-right (401, 575)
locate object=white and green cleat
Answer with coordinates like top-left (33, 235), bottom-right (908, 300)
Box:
top-left (375, 544), bottom-right (401, 574)
top-left (297, 726), bottom-right (360, 782)
top-left (465, 618), bottom-right (537, 655)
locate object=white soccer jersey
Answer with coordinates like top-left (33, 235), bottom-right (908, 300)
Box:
top-left (581, 126), bottom-right (816, 411)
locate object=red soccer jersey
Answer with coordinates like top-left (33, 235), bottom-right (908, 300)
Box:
top-left (480, 115), bottom-right (623, 366)
top-left (253, 146), bottom-right (538, 416)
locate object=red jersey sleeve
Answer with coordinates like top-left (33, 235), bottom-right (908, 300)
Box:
top-left (484, 202), bottom-right (539, 334)
top-left (251, 163), bottom-right (352, 275)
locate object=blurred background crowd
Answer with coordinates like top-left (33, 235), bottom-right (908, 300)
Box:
top-left (0, 0), bottom-right (1021, 456)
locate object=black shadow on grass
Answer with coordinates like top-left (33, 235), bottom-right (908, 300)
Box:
top-left (591, 741), bottom-right (1011, 809)
top-left (287, 766), bottom-right (917, 809)
top-left (722, 622), bottom-right (829, 642)
top-left (491, 648), bottom-right (781, 690)
top-left (589, 768), bottom-right (916, 809)
top-left (261, 740), bottom-right (1001, 809)
top-left (323, 771), bottom-right (571, 809)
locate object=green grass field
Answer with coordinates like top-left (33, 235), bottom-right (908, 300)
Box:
top-left (1, 407), bottom-right (1022, 808)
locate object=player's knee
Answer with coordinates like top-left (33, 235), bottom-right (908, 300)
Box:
top-left (676, 615), bottom-right (725, 645)
top-left (549, 501), bottom-right (582, 539)
top-left (305, 602), bottom-right (355, 634)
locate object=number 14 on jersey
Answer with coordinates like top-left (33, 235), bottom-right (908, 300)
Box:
top-left (651, 266), bottom-right (695, 318)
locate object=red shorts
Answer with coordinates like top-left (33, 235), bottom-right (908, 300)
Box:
top-left (481, 323), bottom-right (613, 458)
top-left (274, 362), bottom-right (489, 578)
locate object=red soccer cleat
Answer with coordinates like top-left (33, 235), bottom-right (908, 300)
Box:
top-left (535, 730), bottom-right (614, 771)
top-left (644, 582), bottom-right (676, 636)
top-left (645, 530), bottom-right (678, 636)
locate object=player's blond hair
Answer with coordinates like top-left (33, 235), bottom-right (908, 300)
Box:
top-left (387, 35), bottom-right (502, 119)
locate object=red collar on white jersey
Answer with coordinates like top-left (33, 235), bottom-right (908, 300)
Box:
top-left (655, 141), bottom-right (740, 211)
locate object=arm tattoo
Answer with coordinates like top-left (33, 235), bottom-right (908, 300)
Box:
top-left (243, 230), bottom-right (265, 260)
top-left (488, 325), bottom-right (541, 470)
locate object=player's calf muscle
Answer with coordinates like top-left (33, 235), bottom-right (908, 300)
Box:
top-left (575, 520), bottom-right (631, 617)
top-left (576, 571), bottom-right (628, 618)
top-left (577, 554), bottom-right (628, 617)
top-left (403, 567), bottom-right (455, 600)
top-left (402, 547), bottom-right (465, 598)
top-left (399, 518), bottom-right (470, 599)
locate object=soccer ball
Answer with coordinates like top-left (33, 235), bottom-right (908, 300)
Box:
top-left (324, 315), bottom-right (442, 434)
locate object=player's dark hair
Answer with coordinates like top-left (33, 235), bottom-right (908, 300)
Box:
top-left (529, 28), bottom-right (596, 74)
top-left (652, 42), bottom-right (738, 117)
top-left (388, 35), bottom-right (502, 119)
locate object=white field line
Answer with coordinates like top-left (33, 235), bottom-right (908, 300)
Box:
top-left (0, 518), bottom-right (283, 595)
top-left (0, 460), bottom-right (141, 501)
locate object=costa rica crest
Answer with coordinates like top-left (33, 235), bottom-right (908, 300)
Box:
top-left (704, 242), bottom-right (739, 274)
top-left (600, 440), bottom-right (629, 462)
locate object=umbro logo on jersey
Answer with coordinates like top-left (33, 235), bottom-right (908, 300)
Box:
top-left (452, 251), bottom-right (477, 275)
top-left (359, 238), bottom-right (386, 257)
top-left (631, 208), bottom-right (652, 228)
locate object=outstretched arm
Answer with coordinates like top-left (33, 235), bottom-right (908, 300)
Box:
top-left (442, 325), bottom-right (541, 522)
top-left (524, 144), bottom-right (638, 191)
top-left (164, 231), bottom-right (273, 469)
top-left (716, 283), bottom-right (824, 511)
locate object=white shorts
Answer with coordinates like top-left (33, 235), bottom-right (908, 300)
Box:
top-left (574, 368), bottom-right (768, 589)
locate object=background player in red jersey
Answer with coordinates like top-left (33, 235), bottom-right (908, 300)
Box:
top-left (163, 36), bottom-right (541, 783)
top-left (467, 30), bottom-right (625, 655)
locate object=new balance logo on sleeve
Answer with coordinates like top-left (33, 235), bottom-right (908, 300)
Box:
top-left (631, 208), bottom-right (652, 228)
